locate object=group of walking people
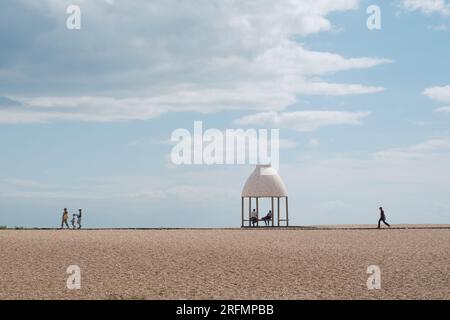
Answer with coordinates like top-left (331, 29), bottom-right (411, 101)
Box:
top-left (61, 208), bottom-right (83, 229)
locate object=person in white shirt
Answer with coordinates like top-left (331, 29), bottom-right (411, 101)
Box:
top-left (250, 209), bottom-right (258, 226)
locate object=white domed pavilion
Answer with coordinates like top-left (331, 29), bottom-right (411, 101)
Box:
top-left (241, 165), bottom-right (289, 227)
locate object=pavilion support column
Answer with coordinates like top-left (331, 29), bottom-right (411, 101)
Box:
top-left (285, 196), bottom-right (289, 227)
top-left (241, 197), bottom-right (244, 227)
top-left (248, 197), bottom-right (252, 227)
top-left (277, 197), bottom-right (280, 227)
top-left (271, 197), bottom-right (274, 227)
top-left (256, 197), bottom-right (259, 227)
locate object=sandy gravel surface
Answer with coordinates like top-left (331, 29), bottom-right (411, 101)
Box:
top-left (0, 227), bottom-right (449, 299)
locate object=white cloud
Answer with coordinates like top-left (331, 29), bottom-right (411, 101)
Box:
top-left (0, 76), bottom-right (385, 124)
top-left (295, 82), bottom-right (385, 95)
top-left (410, 120), bottom-right (436, 127)
top-left (0, 170), bottom-right (241, 205)
top-left (252, 41), bottom-right (392, 76)
top-left (127, 138), bottom-right (175, 148)
top-left (428, 24), bottom-right (450, 31)
top-left (308, 138), bottom-right (320, 146)
top-left (373, 138), bottom-right (450, 162)
top-left (0, 0), bottom-right (390, 124)
top-left (279, 139), bottom-right (298, 149)
top-left (434, 106), bottom-right (450, 113)
top-left (131, 185), bottom-right (231, 202)
top-left (402, 0), bottom-right (450, 16)
top-left (233, 110), bottom-right (370, 132)
top-left (409, 139), bottom-right (450, 151)
top-left (423, 85), bottom-right (450, 103)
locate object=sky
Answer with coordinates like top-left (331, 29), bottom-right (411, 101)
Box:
top-left (0, 0), bottom-right (449, 228)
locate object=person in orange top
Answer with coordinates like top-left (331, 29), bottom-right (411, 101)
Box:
top-left (61, 208), bottom-right (70, 229)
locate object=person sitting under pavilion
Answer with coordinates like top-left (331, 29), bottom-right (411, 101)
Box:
top-left (261, 210), bottom-right (273, 226)
top-left (250, 209), bottom-right (258, 227)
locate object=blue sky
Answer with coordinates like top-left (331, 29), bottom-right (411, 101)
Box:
top-left (0, 0), bottom-right (449, 227)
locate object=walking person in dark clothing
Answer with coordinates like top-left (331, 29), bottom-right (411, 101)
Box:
top-left (378, 206), bottom-right (391, 229)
